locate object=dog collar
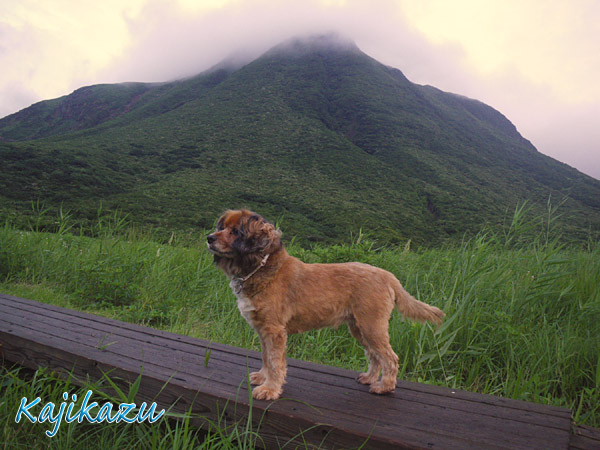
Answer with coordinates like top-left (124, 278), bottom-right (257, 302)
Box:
top-left (237, 254), bottom-right (270, 282)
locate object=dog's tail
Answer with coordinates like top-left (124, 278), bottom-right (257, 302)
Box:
top-left (392, 280), bottom-right (445, 325)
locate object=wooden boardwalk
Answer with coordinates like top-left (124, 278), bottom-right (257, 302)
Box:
top-left (0, 293), bottom-right (597, 449)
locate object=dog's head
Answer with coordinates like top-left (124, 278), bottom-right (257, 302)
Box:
top-left (207, 210), bottom-right (282, 277)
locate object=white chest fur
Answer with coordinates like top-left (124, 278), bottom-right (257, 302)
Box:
top-left (230, 279), bottom-right (256, 328)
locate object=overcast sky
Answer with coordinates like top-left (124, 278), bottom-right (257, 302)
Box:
top-left (1, 0), bottom-right (599, 179)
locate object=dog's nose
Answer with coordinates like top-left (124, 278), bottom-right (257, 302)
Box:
top-left (207, 234), bottom-right (217, 244)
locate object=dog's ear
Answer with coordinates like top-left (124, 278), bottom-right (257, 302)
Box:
top-left (217, 209), bottom-right (241, 231)
top-left (216, 211), bottom-right (228, 231)
top-left (234, 214), bottom-right (281, 254)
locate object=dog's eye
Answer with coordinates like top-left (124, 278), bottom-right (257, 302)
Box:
top-left (231, 228), bottom-right (238, 236)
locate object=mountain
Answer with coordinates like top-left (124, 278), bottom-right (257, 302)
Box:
top-left (1, 33), bottom-right (600, 245)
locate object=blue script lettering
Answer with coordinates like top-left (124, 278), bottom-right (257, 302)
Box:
top-left (117, 403), bottom-right (137, 423)
top-left (136, 402), bottom-right (165, 423)
top-left (64, 393), bottom-right (79, 423)
top-left (14, 390), bottom-right (165, 437)
top-left (76, 390), bottom-right (99, 423)
top-left (96, 402), bottom-right (119, 423)
top-left (15, 397), bottom-right (41, 423)
top-left (39, 399), bottom-right (67, 437)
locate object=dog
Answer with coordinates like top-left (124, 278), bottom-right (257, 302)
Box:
top-left (207, 209), bottom-right (445, 401)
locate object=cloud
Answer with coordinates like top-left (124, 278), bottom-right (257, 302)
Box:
top-left (527, 102), bottom-right (600, 180)
top-left (99, 0), bottom-right (410, 82)
top-left (0, 20), bottom-right (46, 116)
top-left (0, 0), bottom-right (143, 117)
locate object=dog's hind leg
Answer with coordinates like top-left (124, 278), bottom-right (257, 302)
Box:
top-left (358, 321), bottom-right (399, 394)
top-left (348, 320), bottom-right (381, 385)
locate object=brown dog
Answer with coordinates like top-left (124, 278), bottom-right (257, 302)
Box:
top-left (207, 209), bottom-right (445, 401)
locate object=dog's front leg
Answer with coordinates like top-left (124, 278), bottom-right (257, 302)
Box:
top-left (252, 325), bottom-right (287, 401)
top-left (249, 335), bottom-right (268, 386)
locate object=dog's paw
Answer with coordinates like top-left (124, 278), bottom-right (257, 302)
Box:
top-left (369, 381), bottom-right (395, 395)
top-left (357, 372), bottom-right (378, 385)
top-left (249, 371), bottom-right (266, 386)
top-left (252, 384), bottom-right (282, 401)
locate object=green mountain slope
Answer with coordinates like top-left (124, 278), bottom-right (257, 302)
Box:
top-left (1, 34), bottom-right (599, 244)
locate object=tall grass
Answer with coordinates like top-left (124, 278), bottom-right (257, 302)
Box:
top-left (1, 203), bottom-right (599, 446)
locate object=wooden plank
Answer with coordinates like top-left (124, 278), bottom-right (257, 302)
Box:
top-left (0, 293), bottom-right (576, 449)
top-left (0, 293), bottom-right (574, 448)
top-left (1, 294), bottom-right (573, 426)
top-left (1, 295), bottom-right (572, 427)
top-left (569, 425), bottom-right (600, 450)
top-left (2, 294), bottom-right (571, 417)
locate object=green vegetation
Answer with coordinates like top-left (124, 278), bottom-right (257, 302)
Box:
top-left (2, 35), bottom-right (600, 245)
top-left (1, 204), bottom-right (599, 450)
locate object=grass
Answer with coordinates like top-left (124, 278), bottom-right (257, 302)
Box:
top-left (1, 204), bottom-right (599, 448)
